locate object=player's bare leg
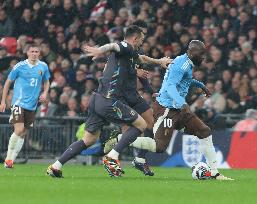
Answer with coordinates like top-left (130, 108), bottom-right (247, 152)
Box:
top-left (5, 123), bottom-right (26, 168)
top-left (47, 131), bottom-right (100, 178)
top-left (185, 114), bottom-right (234, 180)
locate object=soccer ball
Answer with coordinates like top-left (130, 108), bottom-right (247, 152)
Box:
top-left (191, 162), bottom-right (212, 180)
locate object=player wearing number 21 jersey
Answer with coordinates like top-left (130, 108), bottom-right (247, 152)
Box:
top-left (0, 44), bottom-right (50, 168)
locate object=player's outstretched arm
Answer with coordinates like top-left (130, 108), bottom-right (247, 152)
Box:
top-left (82, 43), bottom-right (120, 60)
top-left (138, 55), bottom-right (172, 69)
top-left (0, 79), bottom-right (12, 112)
top-left (191, 79), bottom-right (211, 97)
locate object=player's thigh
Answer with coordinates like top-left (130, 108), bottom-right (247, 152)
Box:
top-left (152, 101), bottom-right (177, 152)
top-left (10, 106), bottom-right (25, 135)
top-left (24, 109), bottom-right (36, 129)
top-left (85, 93), bottom-right (106, 134)
top-left (83, 130), bottom-right (101, 146)
top-left (95, 94), bottom-right (139, 126)
top-left (184, 114), bottom-right (211, 139)
top-left (140, 108), bottom-right (154, 129)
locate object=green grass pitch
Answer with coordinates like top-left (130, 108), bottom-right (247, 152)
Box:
top-left (0, 164), bottom-right (256, 204)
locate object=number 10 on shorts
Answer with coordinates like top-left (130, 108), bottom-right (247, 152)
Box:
top-left (163, 118), bottom-right (172, 128)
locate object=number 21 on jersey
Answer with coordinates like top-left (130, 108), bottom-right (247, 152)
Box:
top-left (30, 78), bottom-right (38, 86)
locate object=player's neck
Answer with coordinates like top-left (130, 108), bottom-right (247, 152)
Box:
top-left (124, 40), bottom-right (135, 49)
top-left (27, 59), bottom-right (38, 66)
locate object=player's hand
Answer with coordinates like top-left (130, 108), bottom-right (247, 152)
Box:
top-left (0, 102), bottom-right (6, 112)
top-left (39, 93), bottom-right (47, 103)
top-left (159, 57), bottom-right (172, 69)
top-left (152, 93), bottom-right (159, 98)
top-left (181, 104), bottom-right (191, 114)
top-left (136, 69), bottom-right (149, 79)
top-left (82, 45), bottom-right (104, 60)
top-left (203, 88), bottom-right (212, 97)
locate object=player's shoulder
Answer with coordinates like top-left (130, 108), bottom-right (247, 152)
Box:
top-left (38, 60), bottom-right (48, 68)
top-left (12, 60), bottom-right (27, 70)
top-left (172, 54), bottom-right (191, 70)
top-left (119, 41), bottom-right (133, 50)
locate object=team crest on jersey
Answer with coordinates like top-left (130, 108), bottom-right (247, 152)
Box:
top-left (130, 110), bottom-right (135, 116)
top-left (113, 107), bottom-right (122, 119)
top-left (121, 41), bottom-right (127, 47)
top-left (182, 135), bottom-right (202, 167)
top-left (38, 70), bottom-right (42, 76)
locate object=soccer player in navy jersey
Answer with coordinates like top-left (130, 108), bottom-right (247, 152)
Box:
top-left (47, 25), bottom-right (171, 178)
top-left (0, 44), bottom-right (50, 168)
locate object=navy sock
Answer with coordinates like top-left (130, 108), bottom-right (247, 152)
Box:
top-left (114, 126), bottom-right (142, 153)
top-left (59, 140), bottom-right (87, 165)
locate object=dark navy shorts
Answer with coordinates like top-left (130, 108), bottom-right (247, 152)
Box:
top-left (85, 93), bottom-right (138, 133)
top-left (127, 93), bottom-right (150, 115)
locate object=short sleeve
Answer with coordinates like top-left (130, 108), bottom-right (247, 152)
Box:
top-left (43, 65), bottom-right (50, 81)
top-left (8, 63), bottom-right (21, 81)
top-left (117, 41), bottom-right (138, 58)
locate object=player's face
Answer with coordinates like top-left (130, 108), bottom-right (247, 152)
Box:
top-left (134, 32), bottom-right (145, 48)
top-left (27, 47), bottom-right (40, 61)
top-left (192, 49), bottom-right (206, 66)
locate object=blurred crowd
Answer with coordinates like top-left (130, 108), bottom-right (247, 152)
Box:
top-left (0, 0), bottom-right (257, 128)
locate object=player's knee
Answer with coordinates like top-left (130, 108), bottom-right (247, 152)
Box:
top-left (83, 131), bottom-right (100, 146)
top-left (132, 116), bottom-right (147, 132)
top-left (14, 126), bottom-right (25, 136)
top-left (197, 126), bottom-right (211, 139)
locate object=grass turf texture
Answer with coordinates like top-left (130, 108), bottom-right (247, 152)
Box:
top-left (0, 164), bottom-right (256, 204)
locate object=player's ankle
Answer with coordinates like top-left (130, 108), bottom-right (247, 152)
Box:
top-left (107, 149), bottom-right (119, 160)
top-left (52, 160), bottom-right (62, 170)
top-left (135, 157), bottom-right (146, 163)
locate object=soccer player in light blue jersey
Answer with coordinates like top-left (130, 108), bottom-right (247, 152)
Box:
top-left (0, 44), bottom-right (50, 168)
top-left (104, 40), bottom-right (233, 180)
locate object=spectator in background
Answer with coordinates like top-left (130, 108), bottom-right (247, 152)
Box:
top-left (234, 109), bottom-right (257, 131)
top-left (84, 74), bottom-right (98, 95)
top-left (80, 94), bottom-right (90, 117)
top-left (15, 8), bottom-right (36, 37)
top-left (205, 80), bottom-right (226, 113)
top-left (0, 0), bottom-right (257, 124)
top-left (65, 97), bottom-right (78, 117)
top-left (0, 8), bottom-right (14, 37)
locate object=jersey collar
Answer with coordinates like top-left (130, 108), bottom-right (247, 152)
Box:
top-left (185, 54), bottom-right (194, 66)
top-left (26, 59), bottom-right (39, 68)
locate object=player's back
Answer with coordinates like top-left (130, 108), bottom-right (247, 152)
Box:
top-left (157, 53), bottom-right (194, 108)
top-left (98, 42), bottom-right (139, 101)
top-left (9, 60), bottom-right (49, 110)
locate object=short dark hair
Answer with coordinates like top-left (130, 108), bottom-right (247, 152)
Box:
top-left (124, 25), bottom-right (143, 38)
top-left (26, 43), bottom-right (40, 51)
top-left (132, 20), bottom-right (148, 29)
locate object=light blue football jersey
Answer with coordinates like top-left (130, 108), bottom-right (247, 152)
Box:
top-left (157, 53), bottom-right (205, 109)
top-left (8, 60), bottom-right (50, 111)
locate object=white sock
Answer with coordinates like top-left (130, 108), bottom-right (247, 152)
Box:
top-left (199, 135), bottom-right (219, 176)
top-left (6, 133), bottom-right (19, 161)
top-left (130, 137), bottom-right (156, 152)
top-left (11, 136), bottom-right (24, 161)
top-left (135, 157), bottom-right (146, 163)
top-left (117, 134), bottom-right (122, 141)
top-left (52, 160), bottom-right (63, 170)
top-left (107, 149), bottom-right (119, 160)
